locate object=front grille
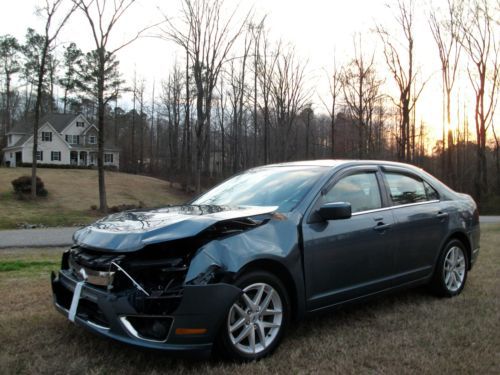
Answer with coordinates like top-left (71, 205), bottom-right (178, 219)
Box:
top-left (68, 246), bottom-right (188, 315)
top-left (70, 247), bottom-right (124, 270)
top-left (69, 256), bottom-right (115, 287)
top-left (68, 247), bottom-right (123, 288)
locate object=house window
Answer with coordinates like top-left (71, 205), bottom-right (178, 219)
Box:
top-left (76, 121), bottom-right (85, 127)
top-left (36, 151), bottom-right (43, 161)
top-left (51, 151), bottom-right (61, 161)
top-left (41, 132), bottom-right (52, 142)
top-left (104, 153), bottom-right (113, 163)
top-left (8, 135), bottom-right (12, 145)
top-left (89, 135), bottom-right (97, 145)
top-left (65, 135), bottom-right (80, 145)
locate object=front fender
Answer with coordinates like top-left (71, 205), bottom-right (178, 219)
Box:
top-left (185, 215), bottom-right (306, 318)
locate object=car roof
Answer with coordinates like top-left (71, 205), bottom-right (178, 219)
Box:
top-left (260, 159), bottom-right (457, 199)
top-left (262, 159), bottom-right (422, 170)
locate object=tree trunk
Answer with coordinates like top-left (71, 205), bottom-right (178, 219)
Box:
top-left (5, 71), bottom-right (12, 133)
top-left (184, 53), bottom-right (191, 190)
top-left (31, 42), bottom-right (49, 199)
top-left (97, 50), bottom-right (107, 212)
top-left (131, 81), bottom-right (136, 173)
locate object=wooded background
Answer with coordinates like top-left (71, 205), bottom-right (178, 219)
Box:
top-left (0, 0), bottom-right (498, 212)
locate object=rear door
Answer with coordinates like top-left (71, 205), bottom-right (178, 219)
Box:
top-left (380, 167), bottom-right (448, 283)
top-left (302, 166), bottom-right (398, 311)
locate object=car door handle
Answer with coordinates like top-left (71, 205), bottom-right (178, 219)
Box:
top-left (373, 222), bottom-right (391, 232)
top-left (436, 212), bottom-right (449, 219)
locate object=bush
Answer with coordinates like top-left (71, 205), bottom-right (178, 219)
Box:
top-left (11, 175), bottom-right (48, 198)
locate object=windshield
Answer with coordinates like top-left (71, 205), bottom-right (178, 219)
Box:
top-left (192, 166), bottom-right (327, 212)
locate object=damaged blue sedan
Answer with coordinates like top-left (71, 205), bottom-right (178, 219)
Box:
top-left (51, 160), bottom-right (480, 360)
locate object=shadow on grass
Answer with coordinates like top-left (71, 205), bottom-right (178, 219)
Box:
top-left (44, 286), bottom-right (434, 369)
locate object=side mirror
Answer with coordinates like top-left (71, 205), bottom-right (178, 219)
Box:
top-left (317, 202), bottom-right (352, 221)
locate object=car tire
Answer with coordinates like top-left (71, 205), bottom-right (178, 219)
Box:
top-left (216, 270), bottom-right (290, 361)
top-left (430, 239), bottom-right (468, 297)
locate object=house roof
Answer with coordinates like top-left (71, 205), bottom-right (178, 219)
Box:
top-left (4, 113), bottom-right (120, 151)
top-left (10, 134), bottom-right (32, 148)
top-left (9, 113), bottom-right (78, 135)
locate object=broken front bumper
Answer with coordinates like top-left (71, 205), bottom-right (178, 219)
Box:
top-left (51, 269), bottom-right (241, 352)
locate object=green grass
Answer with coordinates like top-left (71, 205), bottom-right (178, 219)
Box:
top-left (0, 260), bottom-right (59, 272)
top-left (0, 225), bottom-right (499, 374)
top-left (0, 167), bottom-right (191, 229)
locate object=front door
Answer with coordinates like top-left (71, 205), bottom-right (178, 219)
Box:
top-left (302, 168), bottom-right (397, 311)
top-left (79, 151), bottom-right (87, 166)
top-left (15, 151), bottom-right (22, 167)
top-left (70, 151), bottom-right (78, 165)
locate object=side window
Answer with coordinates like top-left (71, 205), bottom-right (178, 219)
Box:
top-left (323, 172), bottom-right (382, 213)
top-left (385, 173), bottom-right (429, 205)
top-left (423, 181), bottom-right (439, 200)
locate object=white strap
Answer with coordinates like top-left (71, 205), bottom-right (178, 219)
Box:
top-left (68, 280), bottom-right (84, 322)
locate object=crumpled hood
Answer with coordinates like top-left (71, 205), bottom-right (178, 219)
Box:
top-left (73, 205), bottom-right (278, 252)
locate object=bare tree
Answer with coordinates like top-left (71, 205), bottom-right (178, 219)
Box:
top-left (31, 0), bottom-right (76, 199)
top-left (458, 0), bottom-right (499, 202)
top-left (429, 0), bottom-right (463, 184)
top-left (270, 43), bottom-right (310, 161)
top-left (163, 0), bottom-right (251, 193)
top-left (137, 78), bottom-right (146, 172)
top-left (161, 66), bottom-right (182, 174)
top-left (73, 0), bottom-right (157, 211)
top-left (215, 76), bottom-right (227, 174)
top-left (320, 52), bottom-right (342, 157)
top-left (227, 29), bottom-right (252, 173)
top-left (149, 80), bottom-right (155, 174)
top-left (249, 17), bottom-right (265, 165)
top-left (256, 28), bottom-right (277, 164)
top-left (130, 69), bottom-right (137, 172)
top-left (341, 36), bottom-right (383, 158)
top-left (377, 0), bottom-right (425, 162)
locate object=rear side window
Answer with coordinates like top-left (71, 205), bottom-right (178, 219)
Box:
top-left (385, 173), bottom-right (438, 205)
top-left (323, 172), bottom-right (382, 213)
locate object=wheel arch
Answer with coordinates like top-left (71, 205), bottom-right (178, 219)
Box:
top-left (444, 231), bottom-right (472, 269)
top-left (236, 258), bottom-right (299, 321)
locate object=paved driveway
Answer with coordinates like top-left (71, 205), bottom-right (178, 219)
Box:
top-left (0, 227), bottom-right (78, 248)
top-left (0, 216), bottom-right (499, 249)
top-left (479, 216), bottom-right (500, 224)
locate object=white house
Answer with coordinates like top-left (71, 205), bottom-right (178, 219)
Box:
top-left (2, 113), bottom-right (119, 168)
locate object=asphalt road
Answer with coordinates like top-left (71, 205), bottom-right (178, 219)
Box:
top-left (479, 215), bottom-right (500, 224)
top-left (0, 216), bottom-right (499, 249)
top-left (0, 227), bottom-right (78, 249)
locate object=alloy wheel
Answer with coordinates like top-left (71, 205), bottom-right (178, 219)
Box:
top-left (227, 282), bottom-right (283, 355)
top-left (443, 246), bottom-right (466, 292)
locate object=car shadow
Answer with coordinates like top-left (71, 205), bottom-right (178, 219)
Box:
top-left (56, 285), bottom-right (437, 370)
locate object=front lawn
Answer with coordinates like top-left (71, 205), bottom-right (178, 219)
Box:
top-left (0, 167), bottom-right (190, 229)
top-left (0, 224), bottom-right (498, 374)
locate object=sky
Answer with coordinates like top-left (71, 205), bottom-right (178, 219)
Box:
top-left (0, 0), bottom-right (491, 144)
